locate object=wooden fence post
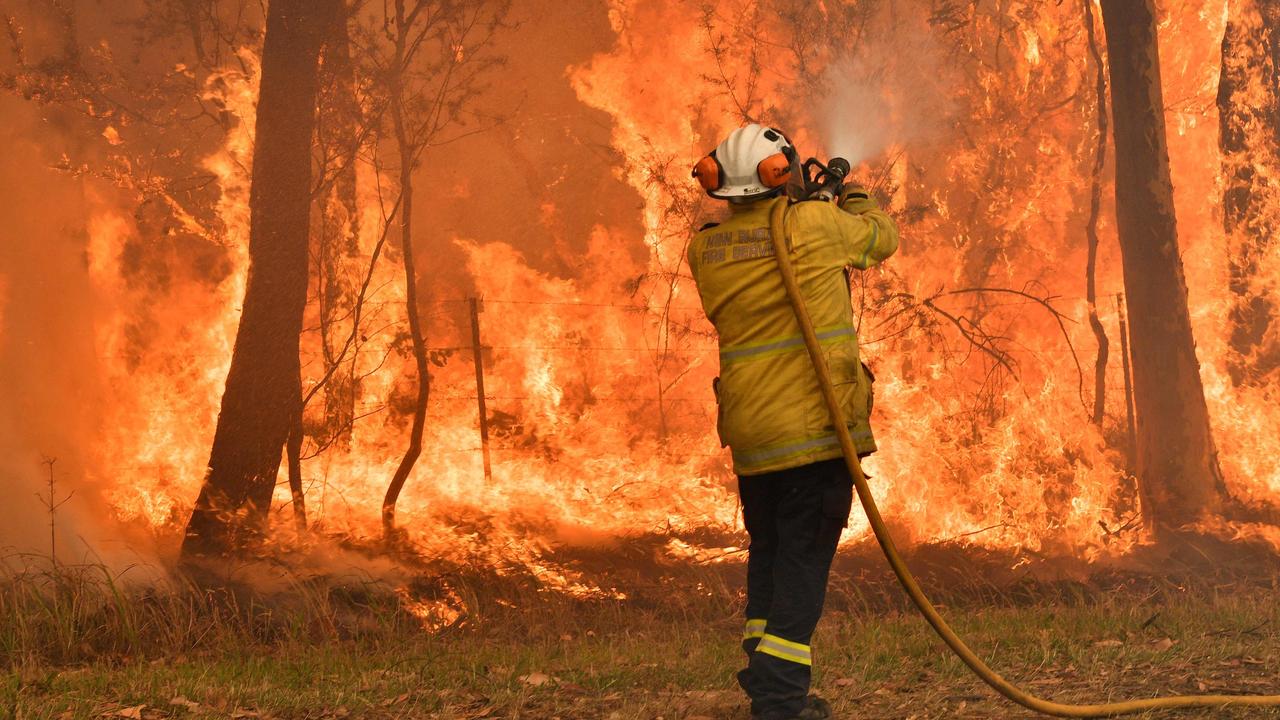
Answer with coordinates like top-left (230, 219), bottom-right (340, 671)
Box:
top-left (470, 297), bottom-right (493, 482)
top-left (1116, 293), bottom-right (1137, 477)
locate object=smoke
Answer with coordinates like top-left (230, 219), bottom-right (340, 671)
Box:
top-left (0, 98), bottom-right (155, 574)
top-left (812, 9), bottom-right (951, 168)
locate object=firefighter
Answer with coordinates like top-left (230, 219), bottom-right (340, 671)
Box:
top-left (688, 124), bottom-right (899, 720)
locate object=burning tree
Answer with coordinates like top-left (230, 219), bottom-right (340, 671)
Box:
top-left (1218, 0), bottom-right (1280, 387)
top-left (345, 0), bottom-right (510, 541)
top-left (183, 0), bottom-right (341, 556)
top-left (182, 0), bottom-right (510, 553)
top-left (1099, 0), bottom-right (1228, 536)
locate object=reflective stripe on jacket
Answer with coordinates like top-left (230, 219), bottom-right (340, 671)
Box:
top-left (688, 193), bottom-right (899, 476)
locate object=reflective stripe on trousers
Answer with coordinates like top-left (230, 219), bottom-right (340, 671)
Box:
top-left (756, 633), bottom-right (812, 666)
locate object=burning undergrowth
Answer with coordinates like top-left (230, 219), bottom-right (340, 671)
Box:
top-left (7, 530), bottom-right (1280, 672)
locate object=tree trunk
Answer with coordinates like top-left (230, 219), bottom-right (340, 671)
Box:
top-left (381, 0), bottom-right (432, 541)
top-left (286, 393), bottom-right (306, 531)
top-left (183, 0), bottom-right (339, 557)
top-left (1218, 0), bottom-right (1280, 386)
top-left (1099, 0), bottom-right (1226, 537)
top-left (1083, 0), bottom-right (1110, 428)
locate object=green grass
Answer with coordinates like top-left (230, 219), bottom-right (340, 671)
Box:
top-left (3, 560), bottom-right (1280, 719)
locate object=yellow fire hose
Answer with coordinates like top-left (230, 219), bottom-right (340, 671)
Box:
top-left (767, 198), bottom-right (1280, 717)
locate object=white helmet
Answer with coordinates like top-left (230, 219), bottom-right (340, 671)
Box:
top-left (692, 123), bottom-right (796, 201)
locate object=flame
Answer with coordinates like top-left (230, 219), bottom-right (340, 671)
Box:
top-left (396, 585), bottom-right (466, 631)
top-left (8, 0), bottom-right (1279, 580)
top-left (86, 49), bottom-right (259, 530)
top-left (566, 0), bottom-right (1144, 559)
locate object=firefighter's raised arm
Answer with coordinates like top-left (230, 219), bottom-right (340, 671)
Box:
top-left (831, 185), bottom-right (900, 270)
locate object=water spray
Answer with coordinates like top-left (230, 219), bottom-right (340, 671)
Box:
top-left (766, 182), bottom-right (1280, 717)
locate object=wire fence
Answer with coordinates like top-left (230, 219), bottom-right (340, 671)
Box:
top-left (85, 290), bottom-right (1147, 403)
top-left (74, 290), bottom-right (1159, 489)
top-left (88, 291), bottom-right (1146, 418)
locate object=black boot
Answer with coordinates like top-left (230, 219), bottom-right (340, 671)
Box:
top-left (800, 695), bottom-right (832, 719)
top-left (752, 694), bottom-right (832, 720)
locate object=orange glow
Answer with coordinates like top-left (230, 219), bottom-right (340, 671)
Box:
top-left (10, 0), bottom-right (1279, 580)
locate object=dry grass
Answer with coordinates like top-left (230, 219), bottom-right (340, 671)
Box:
top-left (2, 550), bottom-right (1280, 719)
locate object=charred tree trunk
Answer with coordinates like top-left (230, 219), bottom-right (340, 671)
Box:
top-left (1218, 0), bottom-right (1280, 386)
top-left (381, 0), bottom-right (432, 541)
top-left (183, 0), bottom-right (339, 557)
top-left (1099, 0), bottom-right (1226, 537)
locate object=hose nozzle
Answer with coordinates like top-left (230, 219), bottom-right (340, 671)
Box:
top-left (798, 156), bottom-right (849, 202)
top-left (828, 157), bottom-right (851, 180)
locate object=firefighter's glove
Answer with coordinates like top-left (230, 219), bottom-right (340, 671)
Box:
top-left (838, 184), bottom-right (878, 214)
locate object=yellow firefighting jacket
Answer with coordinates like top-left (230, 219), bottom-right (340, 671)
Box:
top-left (688, 193), bottom-right (899, 476)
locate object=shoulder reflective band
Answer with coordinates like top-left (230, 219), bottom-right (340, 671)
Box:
top-left (719, 325), bottom-right (854, 365)
top-left (756, 633), bottom-right (812, 666)
top-left (743, 619), bottom-right (767, 641)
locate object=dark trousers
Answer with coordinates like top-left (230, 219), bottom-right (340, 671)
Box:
top-left (737, 458), bottom-right (853, 719)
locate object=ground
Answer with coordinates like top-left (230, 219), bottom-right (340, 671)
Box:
top-left (4, 543), bottom-right (1280, 719)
